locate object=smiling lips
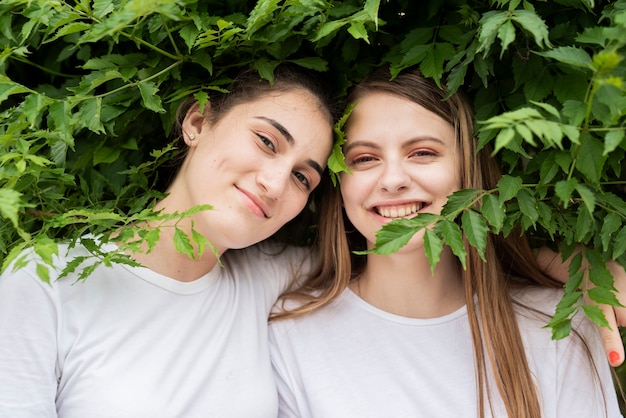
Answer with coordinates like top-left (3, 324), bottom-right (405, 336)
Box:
top-left (238, 187), bottom-right (270, 218)
top-left (374, 202), bottom-right (423, 219)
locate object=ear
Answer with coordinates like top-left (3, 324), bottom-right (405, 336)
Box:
top-left (182, 101), bottom-right (210, 147)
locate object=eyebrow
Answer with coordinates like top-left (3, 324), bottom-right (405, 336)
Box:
top-left (255, 116), bottom-right (294, 143)
top-left (255, 116), bottom-right (324, 178)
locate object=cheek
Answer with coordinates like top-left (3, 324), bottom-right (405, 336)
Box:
top-left (280, 192), bottom-right (309, 220)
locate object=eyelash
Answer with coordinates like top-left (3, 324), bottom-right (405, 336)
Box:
top-left (257, 133), bottom-right (275, 151)
top-left (349, 149), bottom-right (437, 165)
top-left (292, 171), bottom-right (310, 189)
top-left (351, 155), bottom-right (376, 164)
top-left (411, 149), bottom-right (437, 157)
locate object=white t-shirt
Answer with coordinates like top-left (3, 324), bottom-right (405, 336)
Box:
top-left (0, 239), bottom-right (311, 418)
top-left (269, 286), bottom-right (622, 418)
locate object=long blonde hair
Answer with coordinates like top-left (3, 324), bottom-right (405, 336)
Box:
top-left (271, 67), bottom-right (571, 417)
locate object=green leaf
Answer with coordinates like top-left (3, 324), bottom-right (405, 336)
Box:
top-left (582, 304), bottom-right (610, 328)
top-left (36, 263), bottom-right (52, 284)
top-left (191, 228), bottom-right (210, 258)
top-left (461, 210), bottom-right (488, 261)
top-left (368, 214), bottom-right (438, 255)
top-left (441, 189), bottom-right (479, 217)
top-left (554, 179), bottom-right (577, 207)
top-left (510, 10), bottom-right (552, 49)
top-left (0, 189), bottom-right (24, 228)
top-left (575, 134), bottom-right (605, 186)
top-left (603, 129), bottom-right (624, 156)
top-left (574, 206), bottom-right (593, 242)
top-left (480, 194), bottom-right (505, 233)
top-left (173, 227), bottom-right (194, 259)
top-left (588, 287), bottom-right (621, 307)
top-left (288, 57), bottom-right (328, 71)
top-left (497, 20), bottom-right (516, 58)
top-left (497, 175), bottom-right (523, 204)
top-left (550, 318), bottom-right (572, 340)
top-left (138, 82), bottom-right (165, 113)
top-left (613, 227), bottom-right (626, 260)
top-left (347, 21), bottom-right (368, 42)
top-left (535, 46), bottom-right (593, 69)
top-left (424, 229), bottom-right (443, 274)
top-left (439, 220), bottom-right (467, 269)
top-left (575, 183), bottom-right (596, 214)
top-left (93, 146), bottom-right (121, 165)
top-left (33, 236), bottom-right (59, 266)
top-left (0, 80), bottom-right (32, 105)
top-left (76, 97), bottom-right (105, 133)
top-left (328, 104), bottom-right (354, 186)
top-left (419, 42), bottom-right (455, 84)
top-left (477, 10), bottom-right (509, 56)
top-left (600, 212), bottom-right (621, 252)
top-left (517, 188), bottom-right (539, 225)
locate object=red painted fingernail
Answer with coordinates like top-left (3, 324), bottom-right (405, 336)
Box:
top-left (609, 351), bottom-right (620, 364)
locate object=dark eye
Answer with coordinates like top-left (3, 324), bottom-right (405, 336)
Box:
top-left (293, 171), bottom-right (310, 189)
top-left (412, 150), bottom-right (436, 157)
top-left (257, 134), bottom-right (275, 151)
top-left (352, 155), bottom-right (376, 164)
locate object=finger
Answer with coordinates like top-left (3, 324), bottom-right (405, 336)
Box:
top-left (598, 304), bottom-right (624, 367)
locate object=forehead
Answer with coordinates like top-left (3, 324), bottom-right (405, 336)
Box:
top-left (346, 92), bottom-right (455, 145)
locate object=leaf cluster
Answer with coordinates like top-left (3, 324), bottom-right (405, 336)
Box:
top-left (0, 0), bottom-right (625, 338)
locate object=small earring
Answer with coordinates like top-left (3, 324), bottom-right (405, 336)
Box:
top-left (188, 134), bottom-right (196, 141)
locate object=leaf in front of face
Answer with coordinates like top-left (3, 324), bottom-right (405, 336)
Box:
top-left (328, 104), bottom-right (354, 186)
top-left (363, 214), bottom-right (439, 255)
top-left (440, 189), bottom-right (479, 217)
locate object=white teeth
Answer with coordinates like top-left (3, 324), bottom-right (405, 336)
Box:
top-left (376, 203), bottom-right (422, 218)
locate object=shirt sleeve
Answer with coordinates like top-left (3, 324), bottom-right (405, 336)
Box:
top-left (556, 312), bottom-right (623, 417)
top-left (0, 256), bottom-right (60, 417)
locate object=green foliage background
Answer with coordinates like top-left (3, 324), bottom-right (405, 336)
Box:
top-left (1, 0), bottom-right (626, 401)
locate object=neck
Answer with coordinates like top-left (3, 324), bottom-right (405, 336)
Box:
top-left (350, 247), bottom-right (465, 318)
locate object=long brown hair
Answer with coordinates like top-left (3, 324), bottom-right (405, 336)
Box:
top-left (271, 67), bottom-right (578, 417)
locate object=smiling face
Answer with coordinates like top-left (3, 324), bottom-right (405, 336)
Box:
top-left (166, 89), bottom-right (333, 252)
top-left (340, 91), bottom-right (461, 251)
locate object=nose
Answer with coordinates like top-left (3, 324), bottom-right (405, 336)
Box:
top-left (257, 164), bottom-right (290, 200)
top-left (378, 162), bottom-right (410, 193)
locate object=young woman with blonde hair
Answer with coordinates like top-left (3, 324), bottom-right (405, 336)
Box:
top-left (269, 67), bottom-right (622, 417)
